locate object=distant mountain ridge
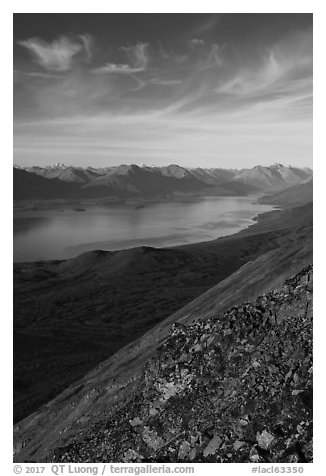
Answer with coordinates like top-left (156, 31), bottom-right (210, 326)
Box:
top-left (230, 163), bottom-right (312, 191)
top-left (14, 163), bottom-right (312, 201)
top-left (13, 168), bottom-right (82, 200)
top-left (258, 179), bottom-right (313, 207)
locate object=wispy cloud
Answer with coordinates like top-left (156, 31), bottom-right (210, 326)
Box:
top-left (79, 34), bottom-right (94, 62)
top-left (17, 36), bottom-right (84, 72)
top-left (200, 43), bottom-right (224, 70)
top-left (148, 78), bottom-right (182, 86)
top-left (93, 43), bottom-right (149, 74)
top-left (14, 69), bottom-right (63, 80)
top-left (190, 15), bottom-right (220, 36)
top-left (190, 38), bottom-right (205, 47)
top-left (215, 29), bottom-right (312, 101)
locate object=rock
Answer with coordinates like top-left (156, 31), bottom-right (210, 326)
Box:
top-left (249, 446), bottom-right (262, 462)
top-left (269, 314), bottom-right (276, 326)
top-left (302, 440), bottom-right (313, 461)
top-left (193, 343), bottom-right (203, 353)
top-left (178, 353), bottom-right (188, 363)
top-left (233, 440), bottom-right (246, 450)
top-left (123, 449), bottom-right (143, 462)
top-left (256, 430), bottom-right (275, 450)
top-left (178, 441), bottom-right (191, 459)
top-left (239, 416), bottom-right (249, 426)
top-left (268, 365), bottom-right (278, 373)
top-left (252, 360), bottom-right (261, 369)
top-left (200, 334), bottom-right (209, 343)
top-left (159, 381), bottom-right (182, 400)
top-left (296, 424), bottom-right (304, 435)
top-left (285, 370), bottom-right (292, 382)
top-left (292, 389), bottom-right (304, 396)
top-left (207, 336), bottom-right (215, 347)
top-left (149, 406), bottom-right (159, 417)
top-left (203, 435), bottom-right (222, 457)
top-left (129, 417), bottom-right (143, 427)
top-left (141, 427), bottom-right (165, 451)
top-left (189, 447), bottom-right (197, 461)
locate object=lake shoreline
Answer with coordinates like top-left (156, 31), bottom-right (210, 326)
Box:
top-left (13, 191), bottom-right (266, 212)
top-left (14, 195), bottom-right (279, 264)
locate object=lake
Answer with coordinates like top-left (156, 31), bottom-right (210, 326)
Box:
top-left (13, 196), bottom-right (274, 263)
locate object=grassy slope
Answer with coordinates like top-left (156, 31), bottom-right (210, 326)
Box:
top-left (14, 204), bottom-right (312, 426)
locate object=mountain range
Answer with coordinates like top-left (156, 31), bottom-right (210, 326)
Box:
top-left (14, 163), bottom-right (312, 201)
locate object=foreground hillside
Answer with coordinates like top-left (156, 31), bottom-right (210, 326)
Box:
top-left (14, 262), bottom-right (312, 462)
top-left (54, 265), bottom-right (313, 463)
top-left (13, 204), bottom-right (312, 423)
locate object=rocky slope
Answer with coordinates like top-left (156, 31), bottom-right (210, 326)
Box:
top-left (51, 265), bottom-right (313, 463)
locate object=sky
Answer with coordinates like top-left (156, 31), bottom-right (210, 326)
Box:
top-left (13, 13), bottom-right (313, 168)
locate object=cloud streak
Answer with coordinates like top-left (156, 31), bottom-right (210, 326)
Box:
top-left (215, 29), bottom-right (312, 100)
top-left (79, 34), bottom-right (94, 62)
top-left (148, 78), bottom-right (182, 86)
top-left (18, 36), bottom-right (85, 72)
top-left (190, 38), bottom-right (205, 47)
top-left (93, 43), bottom-right (149, 74)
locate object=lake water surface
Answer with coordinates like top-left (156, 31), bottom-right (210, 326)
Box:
top-left (13, 196), bottom-right (274, 262)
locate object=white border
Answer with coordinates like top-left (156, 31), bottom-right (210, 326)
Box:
top-left (3, 3), bottom-right (323, 474)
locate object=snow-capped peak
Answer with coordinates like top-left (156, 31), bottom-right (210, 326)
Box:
top-left (47, 163), bottom-right (68, 170)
